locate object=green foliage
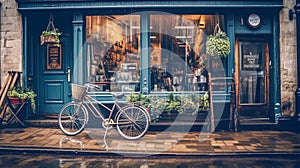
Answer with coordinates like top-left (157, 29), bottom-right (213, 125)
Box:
top-left (41, 28), bottom-right (62, 44)
top-left (126, 92), bottom-right (210, 121)
top-left (126, 93), bottom-right (150, 108)
top-left (42, 28), bottom-right (62, 36)
top-left (199, 92), bottom-right (210, 111)
top-left (7, 86), bottom-right (37, 112)
top-left (206, 30), bottom-right (230, 58)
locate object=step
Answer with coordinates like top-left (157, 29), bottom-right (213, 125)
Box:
top-left (24, 119), bottom-right (59, 128)
top-left (239, 118), bottom-right (278, 130)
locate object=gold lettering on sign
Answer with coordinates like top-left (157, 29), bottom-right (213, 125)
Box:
top-left (47, 44), bottom-right (62, 70)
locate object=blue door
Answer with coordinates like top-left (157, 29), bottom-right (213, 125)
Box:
top-left (36, 35), bottom-right (73, 115)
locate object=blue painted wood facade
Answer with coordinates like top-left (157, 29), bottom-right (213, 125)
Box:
top-left (16, 0), bottom-right (283, 126)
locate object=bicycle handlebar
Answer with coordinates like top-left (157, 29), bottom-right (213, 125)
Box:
top-left (84, 83), bottom-right (102, 90)
top-left (84, 83), bottom-right (126, 99)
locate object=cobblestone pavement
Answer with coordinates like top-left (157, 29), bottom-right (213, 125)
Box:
top-left (1, 127), bottom-right (300, 156)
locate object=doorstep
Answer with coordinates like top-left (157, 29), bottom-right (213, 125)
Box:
top-left (238, 117), bottom-right (278, 131)
top-left (24, 119), bottom-right (59, 128)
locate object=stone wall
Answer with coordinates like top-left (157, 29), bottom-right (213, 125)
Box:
top-left (0, 0), bottom-right (22, 86)
top-left (280, 0), bottom-right (297, 116)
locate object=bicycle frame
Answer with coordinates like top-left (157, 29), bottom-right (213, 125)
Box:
top-left (77, 94), bottom-right (124, 125)
top-left (58, 84), bottom-right (150, 140)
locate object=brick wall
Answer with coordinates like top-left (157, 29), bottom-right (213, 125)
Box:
top-left (0, 0), bottom-right (22, 86)
top-left (280, 0), bottom-right (297, 116)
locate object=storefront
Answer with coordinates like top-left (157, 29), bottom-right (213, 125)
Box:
top-left (16, 0), bottom-right (283, 128)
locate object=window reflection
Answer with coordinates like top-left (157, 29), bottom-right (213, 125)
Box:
top-left (85, 14), bottom-right (225, 93)
top-left (239, 42), bottom-right (265, 104)
top-left (150, 14), bottom-right (224, 92)
top-left (86, 15), bottom-right (140, 92)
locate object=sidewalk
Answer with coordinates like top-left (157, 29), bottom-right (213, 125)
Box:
top-left (1, 126), bottom-right (300, 157)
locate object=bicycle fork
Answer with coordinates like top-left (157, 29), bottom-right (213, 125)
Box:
top-left (103, 103), bottom-right (118, 142)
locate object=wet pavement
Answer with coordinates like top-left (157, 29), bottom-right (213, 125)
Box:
top-left (1, 154), bottom-right (300, 167)
top-left (1, 127), bottom-right (300, 157)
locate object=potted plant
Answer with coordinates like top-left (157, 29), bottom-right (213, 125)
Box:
top-left (40, 15), bottom-right (62, 45)
top-left (206, 24), bottom-right (230, 58)
top-left (7, 86), bottom-right (37, 113)
top-left (126, 93), bottom-right (210, 122)
top-left (198, 92), bottom-right (210, 111)
top-left (40, 28), bottom-right (62, 45)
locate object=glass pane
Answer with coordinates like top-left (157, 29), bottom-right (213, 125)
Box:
top-left (239, 42), bottom-right (265, 104)
top-left (86, 15), bottom-right (140, 92)
top-left (149, 14), bottom-right (224, 92)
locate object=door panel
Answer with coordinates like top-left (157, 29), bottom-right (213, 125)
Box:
top-left (44, 80), bottom-right (64, 104)
top-left (37, 37), bottom-right (72, 114)
top-left (236, 39), bottom-right (269, 118)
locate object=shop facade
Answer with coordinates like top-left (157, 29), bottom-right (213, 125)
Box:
top-left (10, 0), bottom-right (288, 129)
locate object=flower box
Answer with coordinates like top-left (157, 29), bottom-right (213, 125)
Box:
top-left (8, 97), bottom-right (27, 105)
top-left (7, 86), bottom-right (36, 112)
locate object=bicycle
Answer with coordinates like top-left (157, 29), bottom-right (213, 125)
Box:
top-left (58, 83), bottom-right (150, 140)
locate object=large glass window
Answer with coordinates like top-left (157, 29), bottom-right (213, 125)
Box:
top-left (85, 14), bottom-right (224, 93)
top-left (86, 15), bottom-right (140, 92)
top-left (149, 14), bottom-right (224, 92)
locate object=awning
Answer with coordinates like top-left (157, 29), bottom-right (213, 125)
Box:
top-left (16, 0), bottom-right (283, 12)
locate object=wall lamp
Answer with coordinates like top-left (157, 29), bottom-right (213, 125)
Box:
top-left (289, 7), bottom-right (296, 21)
top-left (197, 16), bottom-right (205, 29)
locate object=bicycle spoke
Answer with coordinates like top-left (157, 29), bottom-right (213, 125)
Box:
top-left (74, 119), bottom-right (83, 130)
top-left (116, 106), bottom-right (149, 140)
top-left (58, 102), bottom-right (87, 136)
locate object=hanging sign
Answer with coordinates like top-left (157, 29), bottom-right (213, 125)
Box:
top-left (242, 51), bottom-right (260, 70)
top-left (47, 44), bottom-right (62, 70)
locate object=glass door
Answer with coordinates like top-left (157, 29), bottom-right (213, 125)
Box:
top-left (237, 40), bottom-right (269, 117)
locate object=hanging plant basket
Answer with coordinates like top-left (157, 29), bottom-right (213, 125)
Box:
top-left (40, 34), bottom-right (59, 44)
top-left (40, 15), bottom-right (62, 45)
top-left (206, 24), bottom-right (230, 58)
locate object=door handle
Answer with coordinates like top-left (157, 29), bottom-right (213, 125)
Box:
top-left (67, 67), bottom-right (71, 83)
top-left (27, 74), bottom-right (33, 81)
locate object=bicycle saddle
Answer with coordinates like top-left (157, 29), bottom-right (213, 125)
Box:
top-left (111, 92), bottom-right (125, 99)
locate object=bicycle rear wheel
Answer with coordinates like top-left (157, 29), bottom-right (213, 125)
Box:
top-left (116, 106), bottom-right (149, 140)
top-left (58, 102), bottom-right (87, 136)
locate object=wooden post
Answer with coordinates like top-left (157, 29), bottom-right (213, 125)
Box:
top-left (9, 71), bottom-right (19, 90)
top-left (0, 72), bottom-right (13, 108)
top-left (0, 103), bottom-right (8, 122)
top-left (0, 72), bottom-right (13, 122)
top-left (228, 73), bottom-right (235, 131)
top-left (0, 71), bottom-right (21, 123)
top-left (208, 73), bottom-right (215, 132)
top-left (0, 73), bottom-right (11, 97)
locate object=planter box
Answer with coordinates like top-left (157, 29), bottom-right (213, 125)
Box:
top-left (158, 110), bottom-right (179, 122)
top-left (8, 97), bottom-right (27, 105)
top-left (156, 110), bottom-right (209, 123)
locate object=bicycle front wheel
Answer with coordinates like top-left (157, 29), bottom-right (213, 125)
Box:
top-left (116, 106), bottom-right (149, 140)
top-left (58, 102), bottom-right (87, 136)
